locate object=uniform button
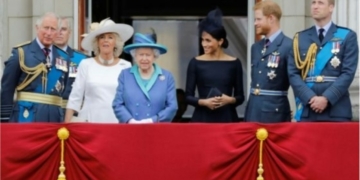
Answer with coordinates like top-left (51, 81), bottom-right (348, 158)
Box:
top-left (146, 113), bottom-right (149, 116)
top-left (256, 84), bottom-right (259, 87)
top-left (320, 47), bottom-right (322, 50)
top-left (135, 113), bottom-right (138, 116)
top-left (275, 108), bottom-right (278, 112)
top-left (259, 71), bottom-right (261, 74)
top-left (136, 103), bottom-right (139, 106)
top-left (147, 104), bottom-right (150, 107)
top-left (261, 58), bottom-right (264, 61)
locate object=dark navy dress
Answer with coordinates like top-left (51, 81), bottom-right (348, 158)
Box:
top-left (185, 58), bottom-right (245, 122)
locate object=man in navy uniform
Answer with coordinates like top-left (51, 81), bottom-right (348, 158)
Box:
top-left (54, 17), bottom-right (88, 111)
top-left (288, 0), bottom-right (358, 122)
top-left (0, 12), bottom-right (69, 122)
top-left (244, 1), bottom-right (292, 123)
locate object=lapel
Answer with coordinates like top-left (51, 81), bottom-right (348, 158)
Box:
top-left (145, 64), bottom-right (162, 92)
top-left (131, 65), bottom-right (150, 99)
top-left (30, 39), bottom-right (46, 63)
top-left (263, 32), bottom-right (285, 57)
top-left (308, 26), bottom-right (321, 47)
top-left (66, 46), bottom-right (74, 59)
top-left (130, 64), bottom-right (163, 100)
top-left (321, 23), bottom-right (337, 46)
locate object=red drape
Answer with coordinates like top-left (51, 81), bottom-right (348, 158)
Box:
top-left (1, 122), bottom-right (358, 180)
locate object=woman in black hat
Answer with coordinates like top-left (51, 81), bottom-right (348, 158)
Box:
top-left (185, 8), bottom-right (245, 123)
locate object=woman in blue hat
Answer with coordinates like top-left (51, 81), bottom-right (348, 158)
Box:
top-left (185, 8), bottom-right (245, 123)
top-left (112, 30), bottom-right (178, 123)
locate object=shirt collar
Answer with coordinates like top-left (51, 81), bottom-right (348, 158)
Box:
top-left (315, 21), bottom-right (332, 36)
top-left (266, 29), bottom-right (282, 43)
top-left (36, 37), bottom-right (53, 51)
top-left (62, 45), bottom-right (68, 52)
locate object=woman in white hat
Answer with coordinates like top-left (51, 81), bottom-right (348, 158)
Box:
top-left (112, 30), bottom-right (178, 123)
top-left (64, 18), bottom-right (134, 123)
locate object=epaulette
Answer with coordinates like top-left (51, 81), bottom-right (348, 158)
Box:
top-left (298, 26), bottom-right (313, 34)
top-left (13, 41), bottom-right (31, 48)
top-left (73, 49), bottom-right (90, 57)
top-left (336, 25), bottom-right (352, 31)
top-left (53, 45), bottom-right (68, 54)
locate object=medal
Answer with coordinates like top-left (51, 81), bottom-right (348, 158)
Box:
top-left (267, 55), bottom-right (272, 67)
top-left (69, 62), bottom-right (77, 77)
top-left (274, 56), bottom-right (280, 68)
top-left (46, 56), bottom-right (51, 68)
top-left (271, 52), bottom-right (280, 68)
top-left (55, 80), bottom-right (62, 92)
top-left (330, 56), bottom-right (341, 68)
top-left (62, 59), bottom-right (68, 72)
top-left (23, 109), bottom-right (29, 118)
top-left (330, 38), bottom-right (342, 68)
top-left (261, 48), bottom-right (266, 55)
top-left (55, 58), bottom-right (62, 70)
top-left (267, 70), bottom-right (277, 80)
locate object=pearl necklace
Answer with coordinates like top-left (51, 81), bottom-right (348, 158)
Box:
top-left (98, 56), bottom-right (114, 65)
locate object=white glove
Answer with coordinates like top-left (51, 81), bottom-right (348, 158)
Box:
top-left (140, 118), bottom-right (154, 123)
top-left (128, 118), bottom-right (141, 124)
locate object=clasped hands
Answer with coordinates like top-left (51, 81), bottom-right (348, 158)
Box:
top-left (309, 96), bottom-right (328, 113)
top-left (128, 118), bottom-right (153, 124)
top-left (201, 94), bottom-right (234, 110)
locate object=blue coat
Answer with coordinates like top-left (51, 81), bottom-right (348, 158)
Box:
top-left (0, 39), bottom-right (69, 122)
top-left (288, 23), bottom-right (359, 121)
top-left (62, 47), bottom-right (88, 100)
top-left (112, 64), bottom-right (178, 123)
top-left (245, 32), bottom-right (292, 123)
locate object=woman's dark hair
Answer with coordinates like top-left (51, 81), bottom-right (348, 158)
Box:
top-left (198, 7), bottom-right (229, 49)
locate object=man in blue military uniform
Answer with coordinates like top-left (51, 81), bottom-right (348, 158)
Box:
top-left (244, 1), bottom-right (292, 123)
top-left (288, 0), bottom-right (359, 122)
top-left (0, 12), bottom-right (70, 122)
top-left (54, 17), bottom-right (88, 111)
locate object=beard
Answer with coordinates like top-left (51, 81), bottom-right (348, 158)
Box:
top-left (256, 25), bottom-right (271, 36)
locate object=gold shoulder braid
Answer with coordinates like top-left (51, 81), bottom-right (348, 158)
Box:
top-left (16, 47), bottom-right (48, 93)
top-left (293, 33), bottom-right (318, 80)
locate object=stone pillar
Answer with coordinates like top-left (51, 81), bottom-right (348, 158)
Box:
top-left (0, 0), bottom-right (4, 78)
top-left (332, 0), bottom-right (359, 120)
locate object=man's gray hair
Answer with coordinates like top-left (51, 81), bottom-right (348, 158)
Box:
top-left (36, 12), bottom-right (60, 28)
top-left (59, 17), bottom-right (72, 30)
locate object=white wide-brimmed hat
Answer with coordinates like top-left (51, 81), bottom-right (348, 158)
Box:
top-left (81, 18), bottom-right (134, 52)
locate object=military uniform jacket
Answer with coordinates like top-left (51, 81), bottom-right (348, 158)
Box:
top-left (62, 46), bottom-right (88, 100)
top-left (288, 23), bottom-right (359, 121)
top-left (245, 32), bottom-right (292, 123)
top-left (0, 39), bottom-right (69, 122)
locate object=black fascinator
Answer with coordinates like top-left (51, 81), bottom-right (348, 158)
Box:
top-left (149, 27), bottom-right (157, 43)
top-left (198, 7), bottom-right (229, 48)
top-left (198, 7), bottom-right (224, 34)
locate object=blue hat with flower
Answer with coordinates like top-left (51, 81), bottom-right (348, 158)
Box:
top-left (123, 28), bottom-right (167, 54)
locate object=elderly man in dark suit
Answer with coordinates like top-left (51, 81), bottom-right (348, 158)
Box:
top-left (0, 12), bottom-right (69, 122)
top-left (244, 1), bottom-right (292, 123)
top-left (288, 0), bottom-right (358, 122)
top-left (54, 17), bottom-right (88, 111)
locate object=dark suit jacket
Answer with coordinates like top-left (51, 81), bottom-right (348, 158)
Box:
top-left (288, 23), bottom-right (359, 121)
top-left (245, 32), bottom-right (292, 123)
